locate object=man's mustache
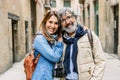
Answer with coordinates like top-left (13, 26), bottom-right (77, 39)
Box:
top-left (66, 22), bottom-right (74, 28)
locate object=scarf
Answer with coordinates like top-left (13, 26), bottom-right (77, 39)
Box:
top-left (46, 31), bottom-right (58, 45)
top-left (63, 25), bottom-right (87, 75)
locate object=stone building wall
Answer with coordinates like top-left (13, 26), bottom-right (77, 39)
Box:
top-left (79, 0), bottom-right (120, 59)
top-left (51, 0), bottom-right (81, 23)
top-left (35, 0), bottom-right (53, 33)
top-left (0, 0), bottom-right (32, 73)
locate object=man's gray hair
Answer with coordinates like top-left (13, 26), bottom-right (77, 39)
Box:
top-left (58, 7), bottom-right (78, 19)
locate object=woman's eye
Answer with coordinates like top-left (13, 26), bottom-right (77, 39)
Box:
top-left (49, 21), bottom-right (53, 23)
top-left (55, 22), bottom-right (58, 25)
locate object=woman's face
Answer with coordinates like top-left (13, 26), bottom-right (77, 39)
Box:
top-left (45, 15), bottom-right (59, 35)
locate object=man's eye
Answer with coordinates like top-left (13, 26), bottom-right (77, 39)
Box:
top-left (67, 16), bottom-right (71, 19)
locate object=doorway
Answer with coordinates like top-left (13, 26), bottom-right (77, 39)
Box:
top-left (30, 0), bottom-right (36, 37)
top-left (12, 20), bottom-right (18, 63)
top-left (87, 5), bottom-right (90, 27)
top-left (94, 0), bottom-right (99, 36)
top-left (25, 21), bottom-right (29, 53)
top-left (113, 5), bottom-right (119, 54)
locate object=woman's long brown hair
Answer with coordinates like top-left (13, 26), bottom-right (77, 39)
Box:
top-left (39, 10), bottom-right (61, 41)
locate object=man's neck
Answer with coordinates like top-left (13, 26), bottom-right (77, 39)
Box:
top-left (67, 32), bottom-right (75, 37)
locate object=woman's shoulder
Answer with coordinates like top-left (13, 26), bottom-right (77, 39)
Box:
top-left (34, 33), bottom-right (46, 42)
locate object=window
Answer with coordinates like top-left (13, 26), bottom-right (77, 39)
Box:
top-left (51, 0), bottom-right (56, 7)
top-left (64, 0), bottom-right (71, 7)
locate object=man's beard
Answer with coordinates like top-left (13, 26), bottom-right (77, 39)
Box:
top-left (63, 21), bottom-right (77, 33)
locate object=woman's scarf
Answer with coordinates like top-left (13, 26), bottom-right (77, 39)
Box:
top-left (63, 25), bottom-right (87, 75)
top-left (46, 31), bottom-right (58, 44)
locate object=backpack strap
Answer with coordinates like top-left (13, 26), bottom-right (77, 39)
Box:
top-left (34, 53), bottom-right (40, 64)
top-left (87, 30), bottom-right (94, 60)
top-left (87, 30), bottom-right (93, 50)
top-left (32, 33), bottom-right (42, 63)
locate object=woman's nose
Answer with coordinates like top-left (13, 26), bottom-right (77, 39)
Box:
top-left (51, 23), bottom-right (55, 28)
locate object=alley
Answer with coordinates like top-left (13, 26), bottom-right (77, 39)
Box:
top-left (0, 53), bottom-right (120, 80)
top-left (1, 0), bottom-right (120, 79)
top-left (103, 53), bottom-right (120, 80)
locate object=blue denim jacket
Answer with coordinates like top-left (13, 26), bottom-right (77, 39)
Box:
top-left (32, 34), bottom-right (64, 80)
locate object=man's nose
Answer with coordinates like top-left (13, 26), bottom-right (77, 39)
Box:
top-left (65, 19), bottom-right (70, 24)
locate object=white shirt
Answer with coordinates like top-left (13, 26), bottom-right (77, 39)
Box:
top-left (66, 44), bottom-right (78, 80)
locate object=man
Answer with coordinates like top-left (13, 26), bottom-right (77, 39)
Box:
top-left (58, 7), bottom-right (106, 80)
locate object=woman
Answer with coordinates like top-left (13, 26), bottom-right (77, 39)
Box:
top-left (32, 11), bottom-right (64, 80)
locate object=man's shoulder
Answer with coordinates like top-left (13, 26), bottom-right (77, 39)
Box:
top-left (87, 29), bottom-right (97, 37)
top-left (86, 30), bottom-right (100, 42)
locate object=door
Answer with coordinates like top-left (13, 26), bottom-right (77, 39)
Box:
top-left (25, 21), bottom-right (29, 53)
top-left (12, 20), bottom-right (18, 62)
top-left (114, 5), bottom-right (119, 54)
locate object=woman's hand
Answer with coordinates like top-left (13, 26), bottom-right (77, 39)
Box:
top-left (83, 26), bottom-right (89, 30)
top-left (58, 35), bottom-right (63, 42)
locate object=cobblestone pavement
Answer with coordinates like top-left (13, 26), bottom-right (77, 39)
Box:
top-left (0, 53), bottom-right (120, 80)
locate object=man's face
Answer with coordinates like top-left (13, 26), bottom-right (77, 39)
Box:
top-left (61, 11), bottom-right (75, 29)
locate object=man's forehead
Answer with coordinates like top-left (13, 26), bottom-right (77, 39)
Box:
top-left (62, 11), bottom-right (72, 17)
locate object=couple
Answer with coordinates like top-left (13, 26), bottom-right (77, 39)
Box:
top-left (32, 7), bottom-right (106, 80)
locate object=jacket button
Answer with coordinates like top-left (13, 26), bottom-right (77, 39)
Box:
top-left (88, 70), bottom-right (91, 74)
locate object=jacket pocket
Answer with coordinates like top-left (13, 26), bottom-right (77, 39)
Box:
top-left (80, 62), bottom-right (95, 73)
top-left (79, 62), bottom-right (95, 80)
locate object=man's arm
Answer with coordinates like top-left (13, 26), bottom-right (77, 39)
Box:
top-left (90, 32), bottom-right (106, 80)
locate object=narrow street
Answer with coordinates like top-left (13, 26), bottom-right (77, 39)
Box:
top-left (0, 53), bottom-right (120, 80)
top-left (0, 0), bottom-right (120, 80)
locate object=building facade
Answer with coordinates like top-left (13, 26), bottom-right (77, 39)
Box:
top-left (79, 0), bottom-right (120, 59)
top-left (0, 0), bottom-right (52, 74)
top-left (35, 0), bottom-right (81, 34)
top-left (0, 0), bottom-right (32, 73)
top-left (50, 0), bottom-right (81, 23)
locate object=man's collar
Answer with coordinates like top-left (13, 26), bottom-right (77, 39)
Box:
top-left (63, 31), bottom-right (76, 39)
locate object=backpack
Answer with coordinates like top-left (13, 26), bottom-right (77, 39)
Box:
top-left (24, 49), bottom-right (40, 80)
top-left (24, 34), bottom-right (41, 80)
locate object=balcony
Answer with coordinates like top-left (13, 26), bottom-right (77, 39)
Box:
top-left (79, 0), bottom-right (85, 3)
top-left (44, 0), bottom-right (51, 9)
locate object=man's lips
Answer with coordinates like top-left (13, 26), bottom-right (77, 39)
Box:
top-left (65, 24), bottom-right (73, 29)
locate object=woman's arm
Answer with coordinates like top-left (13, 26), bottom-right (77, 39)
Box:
top-left (34, 35), bottom-right (64, 62)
